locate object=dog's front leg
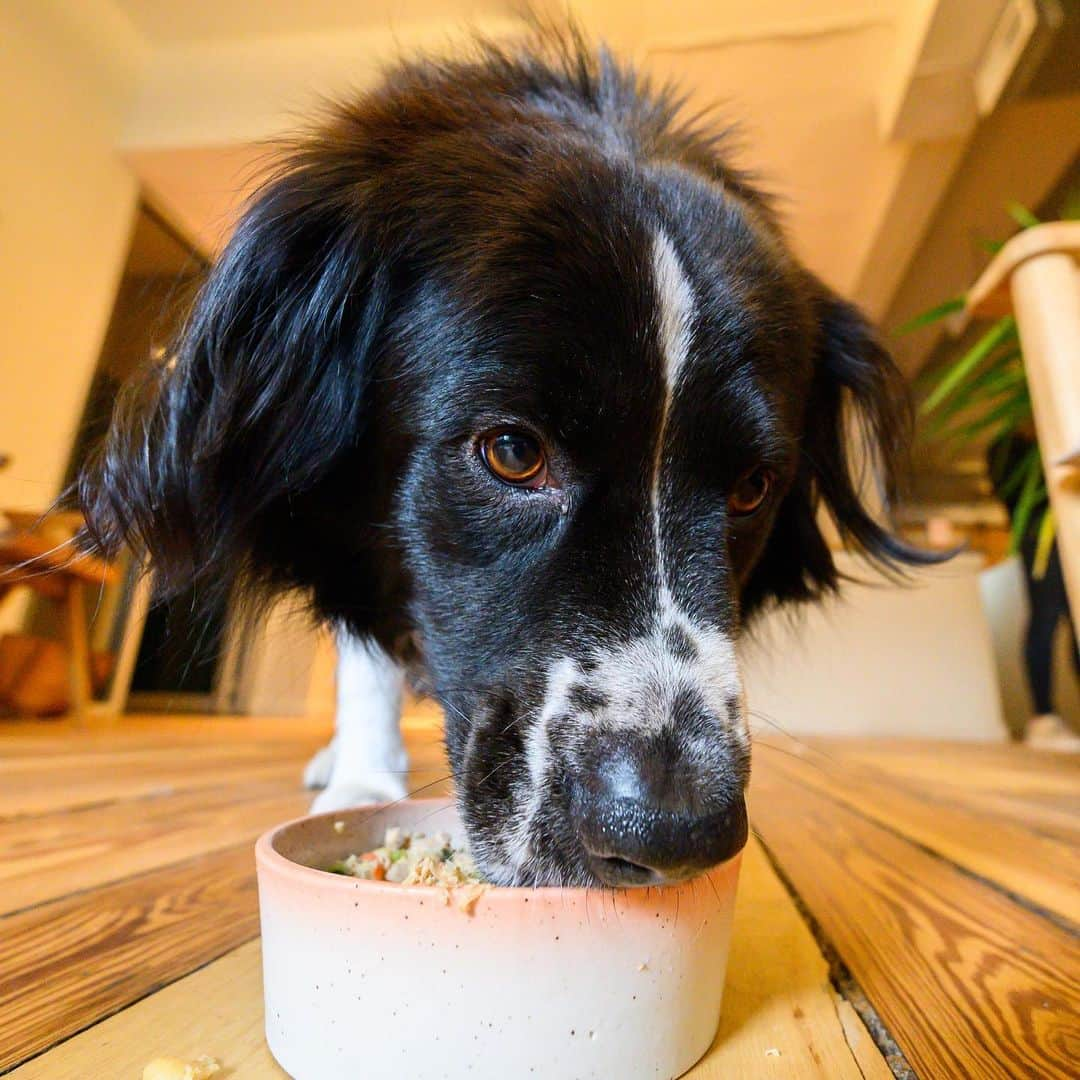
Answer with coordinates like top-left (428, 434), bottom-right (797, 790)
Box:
top-left (306, 633), bottom-right (408, 812)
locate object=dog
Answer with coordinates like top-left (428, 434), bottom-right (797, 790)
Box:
top-left (82, 30), bottom-right (933, 887)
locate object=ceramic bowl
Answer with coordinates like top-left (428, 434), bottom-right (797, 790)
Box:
top-left (256, 798), bottom-right (741, 1080)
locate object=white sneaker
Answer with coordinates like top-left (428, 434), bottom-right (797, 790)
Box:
top-left (1025, 714), bottom-right (1080, 752)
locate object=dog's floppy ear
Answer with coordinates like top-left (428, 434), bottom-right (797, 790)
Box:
top-left (80, 157), bottom-right (389, 605)
top-left (742, 285), bottom-right (939, 615)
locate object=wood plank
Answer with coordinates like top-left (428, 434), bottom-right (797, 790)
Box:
top-left (0, 844), bottom-right (260, 1071)
top-left (0, 728), bottom-right (450, 818)
top-left (833, 997), bottom-right (894, 1080)
top-left (6, 941), bottom-right (286, 1080)
top-left (691, 839), bottom-right (886, 1078)
top-left (0, 707), bottom-right (440, 759)
top-left (802, 737), bottom-right (1080, 844)
top-left (0, 783), bottom-right (309, 914)
top-left (0, 757), bottom-right (308, 817)
top-left (750, 763), bottom-right (1080, 1080)
top-left (0, 746), bottom-right (312, 782)
top-left (10, 839), bottom-right (890, 1079)
top-left (0, 710), bottom-right (441, 756)
top-left (755, 742), bottom-right (1079, 922)
top-left (0, 715), bottom-right (333, 755)
top-left (805, 737), bottom-right (1080, 790)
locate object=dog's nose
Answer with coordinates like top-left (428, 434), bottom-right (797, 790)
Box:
top-left (570, 744), bottom-right (747, 887)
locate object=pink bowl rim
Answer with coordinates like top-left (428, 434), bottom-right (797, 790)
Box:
top-left (255, 797), bottom-right (741, 904)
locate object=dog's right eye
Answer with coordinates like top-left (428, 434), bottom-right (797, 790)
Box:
top-left (479, 430), bottom-right (548, 488)
top-left (729, 466), bottom-right (773, 516)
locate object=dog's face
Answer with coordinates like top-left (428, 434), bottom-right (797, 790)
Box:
top-left (387, 175), bottom-right (812, 886)
top-left (84, 38), bottom-right (925, 886)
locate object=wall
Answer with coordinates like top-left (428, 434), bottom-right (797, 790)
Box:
top-left (231, 596), bottom-right (328, 717)
top-left (740, 553), bottom-right (1007, 739)
top-left (0, 1), bottom-right (143, 516)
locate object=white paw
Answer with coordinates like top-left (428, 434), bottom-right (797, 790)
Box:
top-left (310, 776), bottom-right (409, 814)
top-left (303, 742), bottom-right (336, 790)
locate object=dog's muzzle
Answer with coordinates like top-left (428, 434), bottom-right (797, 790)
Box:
top-left (567, 733), bottom-right (748, 887)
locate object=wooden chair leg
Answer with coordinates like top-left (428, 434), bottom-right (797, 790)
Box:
top-left (64, 580), bottom-right (92, 724)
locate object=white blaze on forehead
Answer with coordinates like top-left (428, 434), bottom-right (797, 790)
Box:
top-left (652, 228), bottom-right (695, 391)
top-left (650, 228), bottom-right (695, 607)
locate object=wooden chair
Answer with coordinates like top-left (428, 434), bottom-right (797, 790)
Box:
top-left (952, 221), bottom-right (1080, 623)
top-left (0, 511), bottom-right (119, 722)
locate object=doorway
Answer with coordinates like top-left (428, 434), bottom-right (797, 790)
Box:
top-left (64, 202), bottom-right (237, 712)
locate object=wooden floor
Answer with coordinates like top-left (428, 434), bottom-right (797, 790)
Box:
top-left (1, 711), bottom-right (1077, 1078)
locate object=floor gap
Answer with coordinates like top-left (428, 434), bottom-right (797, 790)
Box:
top-left (753, 829), bottom-right (917, 1080)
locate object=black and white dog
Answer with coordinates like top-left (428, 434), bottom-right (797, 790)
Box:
top-left (83, 32), bottom-right (931, 888)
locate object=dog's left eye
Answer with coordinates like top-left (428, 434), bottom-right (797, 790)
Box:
top-left (729, 467), bottom-right (773, 516)
top-left (480, 430), bottom-right (548, 488)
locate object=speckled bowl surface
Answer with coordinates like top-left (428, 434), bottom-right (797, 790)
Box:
top-left (256, 798), bottom-right (741, 1080)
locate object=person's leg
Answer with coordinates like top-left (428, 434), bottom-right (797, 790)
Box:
top-left (1024, 603), bottom-right (1057, 716)
top-left (1022, 543), bottom-right (1080, 749)
top-left (305, 632), bottom-right (409, 811)
top-left (1021, 539), bottom-right (1058, 716)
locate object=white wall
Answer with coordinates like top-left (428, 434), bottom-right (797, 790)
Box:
top-left (741, 553), bottom-right (1007, 739)
top-left (0, 1), bottom-right (144, 515)
top-left (230, 596), bottom-right (330, 717)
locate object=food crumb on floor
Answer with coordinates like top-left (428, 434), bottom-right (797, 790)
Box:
top-left (764, 1047), bottom-right (782, 1057)
top-left (142, 1055), bottom-right (221, 1080)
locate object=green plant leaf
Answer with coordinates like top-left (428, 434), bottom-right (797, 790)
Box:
top-left (1009, 458), bottom-right (1045, 553)
top-left (967, 363), bottom-right (1027, 402)
top-left (1032, 508), bottom-right (1057, 579)
top-left (1062, 185), bottom-right (1080, 222)
top-left (920, 316), bottom-right (1017, 416)
top-left (944, 394), bottom-right (1031, 446)
top-left (921, 357), bottom-right (1025, 432)
top-left (915, 345), bottom-right (1019, 406)
top-left (1006, 201), bottom-right (1041, 230)
top-left (994, 443), bottom-right (1041, 503)
top-left (896, 296), bottom-right (965, 335)
top-left (978, 237), bottom-right (1006, 255)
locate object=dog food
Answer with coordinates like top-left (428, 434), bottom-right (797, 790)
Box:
top-left (328, 826), bottom-right (482, 886)
top-left (142, 1055), bottom-right (220, 1080)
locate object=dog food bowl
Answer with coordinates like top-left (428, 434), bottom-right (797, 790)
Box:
top-left (256, 798), bottom-right (742, 1080)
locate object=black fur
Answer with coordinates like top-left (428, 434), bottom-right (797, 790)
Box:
top-left (81, 31), bottom-right (935, 885)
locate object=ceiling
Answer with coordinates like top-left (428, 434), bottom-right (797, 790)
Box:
top-left (112, 0), bottom-right (517, 45)
top-left (123, 204), bottom-right (207, 277)
top-left (119, 2), bottom-right (917, 292)
top-left (125, 17), bottom-right (901, 282)
top-left (112, 0), bottom-right (1078, 389)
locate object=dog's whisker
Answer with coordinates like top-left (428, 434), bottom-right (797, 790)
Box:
top-left (747, 710), bottom-right (851, 778)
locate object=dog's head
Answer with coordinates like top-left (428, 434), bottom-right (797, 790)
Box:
top-left (83, 35), bottom-right (930, 886)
